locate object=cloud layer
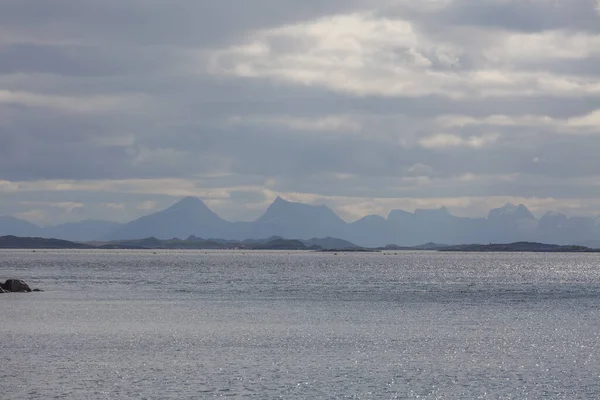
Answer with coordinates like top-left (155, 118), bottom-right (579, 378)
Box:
top-left (1, 0), bottom-right (599, 224)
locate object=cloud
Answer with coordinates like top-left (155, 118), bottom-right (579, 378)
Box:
top-left (0, 0), bottom-right (600, 223)
top-left (228, 114), bottom-right (362, 133)
top-left (209, 10), bottom-right (600, 98)
top-left (0, 90), bottom-right (152, 113)
top-left (419, 133), bottom-right (499, 149)
top-left (437, 109), bottom-right (600, 135)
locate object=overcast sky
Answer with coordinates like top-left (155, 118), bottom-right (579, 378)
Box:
top-left (1, 0), bottom-right (600, 225)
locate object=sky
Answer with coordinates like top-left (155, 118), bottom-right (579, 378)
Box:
top-left (1, 0), bottom-right (600, 225)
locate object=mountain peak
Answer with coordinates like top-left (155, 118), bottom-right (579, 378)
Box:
top-left (514, 204), bottom-right (535, 219)
top-left (265, 196), bottom-right (331, 213)
top-left (542, 211), bottom-right (566, 218)
top-left (488, 203), bottom-right (535, 220)
top-left (105, 196), bottom-right (229, 240)
top-left (255, 197), bottom-right (346, 238)
top-left (175, 196), bottom-right (205, 206)
top-left (387, 209), bottom-right (413, 222)
top-left (167, 197), bottom-right (210, 212)
top-left (273, 196), bottom-right (288, 205)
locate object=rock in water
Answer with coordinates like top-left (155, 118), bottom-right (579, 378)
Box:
top-left (2, 279), bottom-right (32, 292)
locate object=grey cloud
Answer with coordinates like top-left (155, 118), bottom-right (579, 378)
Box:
top-left (0, 43), bottom-right (185, 77)
top-left (0, 0), bottom-right (369, 47)
top-left (437, 0), bottom-right (600, 33)
top-left (385, 0), bottom-right (600, 34)
top-left (1, 0), bottom-right (600, 223)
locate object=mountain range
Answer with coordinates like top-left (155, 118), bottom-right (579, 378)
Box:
top-left (1, 197), bottom-right (600, 247)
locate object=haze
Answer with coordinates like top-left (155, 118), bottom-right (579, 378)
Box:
top-left (1, 1), bottom-right (600, 226)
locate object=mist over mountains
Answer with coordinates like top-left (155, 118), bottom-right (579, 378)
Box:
top-left (1, 197), bottom-right (600, 247)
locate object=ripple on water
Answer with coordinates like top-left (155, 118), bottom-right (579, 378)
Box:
top-left (1, 250), bottom-right (600, 398)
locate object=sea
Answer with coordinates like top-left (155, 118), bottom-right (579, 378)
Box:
top-left (2, 249), bottom-right (600, 399)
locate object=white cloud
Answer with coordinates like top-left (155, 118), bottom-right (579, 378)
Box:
top-left (437, 114), bottom-right (556, 128)
top-left (568, 110), bottom-right (600, 129)
top-left (209, 12), bottom-right (600, 99)
top-left (419, 133), bottom-right (499, 149)
top-left (437, 109), bottom-right (600, 134)
top-left (408, 163), bottom-right (436, 176)
top-left (484, 30), bottom-right (600, 63)
top-left (228, 114), bottom-right (362, 132)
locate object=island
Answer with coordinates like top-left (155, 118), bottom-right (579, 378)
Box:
top-left (0, 236), bottom-right (599, 253)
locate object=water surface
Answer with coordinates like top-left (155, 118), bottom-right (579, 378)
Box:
top-left (2, 250), bottom-right (600, 398)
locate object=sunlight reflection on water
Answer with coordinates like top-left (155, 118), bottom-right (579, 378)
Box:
top-left (2, 250), bottom-right (600, 398)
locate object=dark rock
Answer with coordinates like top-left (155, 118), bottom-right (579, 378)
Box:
top-left (0, 287), bottom-right (8, 294)
top-left (3, 279), bottom-right (32, 292)
top-left (32, 288), bottom-right (43, 292)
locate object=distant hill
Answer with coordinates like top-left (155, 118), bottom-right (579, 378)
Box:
top-left (2, 235), bottom-right (599, 253)
top-left (0, 235), bottom-right (91, 249)
top-left (251, 238), bottom-right (308, 250)
top-left (413, 242), bottom-right (449, 250)
top-left (96, 236), bottom-right (313, 250)
top-left (302, 237), bottom-right (358, 250)
top-left (440, 242), bottom-right (599, 253)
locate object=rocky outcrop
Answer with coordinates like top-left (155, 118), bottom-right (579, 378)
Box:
top-left (0, 279), bottom-right (33, 293)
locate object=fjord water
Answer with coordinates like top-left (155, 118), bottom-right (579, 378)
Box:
top-left (2, 250), bottom-right (600, 399)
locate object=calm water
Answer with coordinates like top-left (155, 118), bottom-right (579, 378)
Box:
top-left (2, 250), bottom-right (600, 399)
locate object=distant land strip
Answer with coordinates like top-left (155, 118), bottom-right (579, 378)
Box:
top-left (1, 235), bottom-right (599, 253)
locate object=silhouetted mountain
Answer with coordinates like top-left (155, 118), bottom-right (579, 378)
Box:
top-left (383, 207), bottom-right (486, 246)
top-left (105, 197), bottom-right (232, 240)
top-left (561, 216), bottom-right (599, 244)
top-left (2, 197), bottom-right (600, 247)
top-left (251, 197), bottom-right (347, 239)
top-left (537, 211), bottom-right (569, 244)
top-left (0, 216), bottom-right (41, 237)
top-left (413, 207), bottom-right (459, 244)
top-left (348, 215), bottom-right (394, 247)
top-left (488, 203), bottom-right (535, 220)
top-left (487, 203), bottom-right (538, 242)
top-left (42, 220), bottom-right (122, 242)
top-left (0, 217), bottom-right (124, 242)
